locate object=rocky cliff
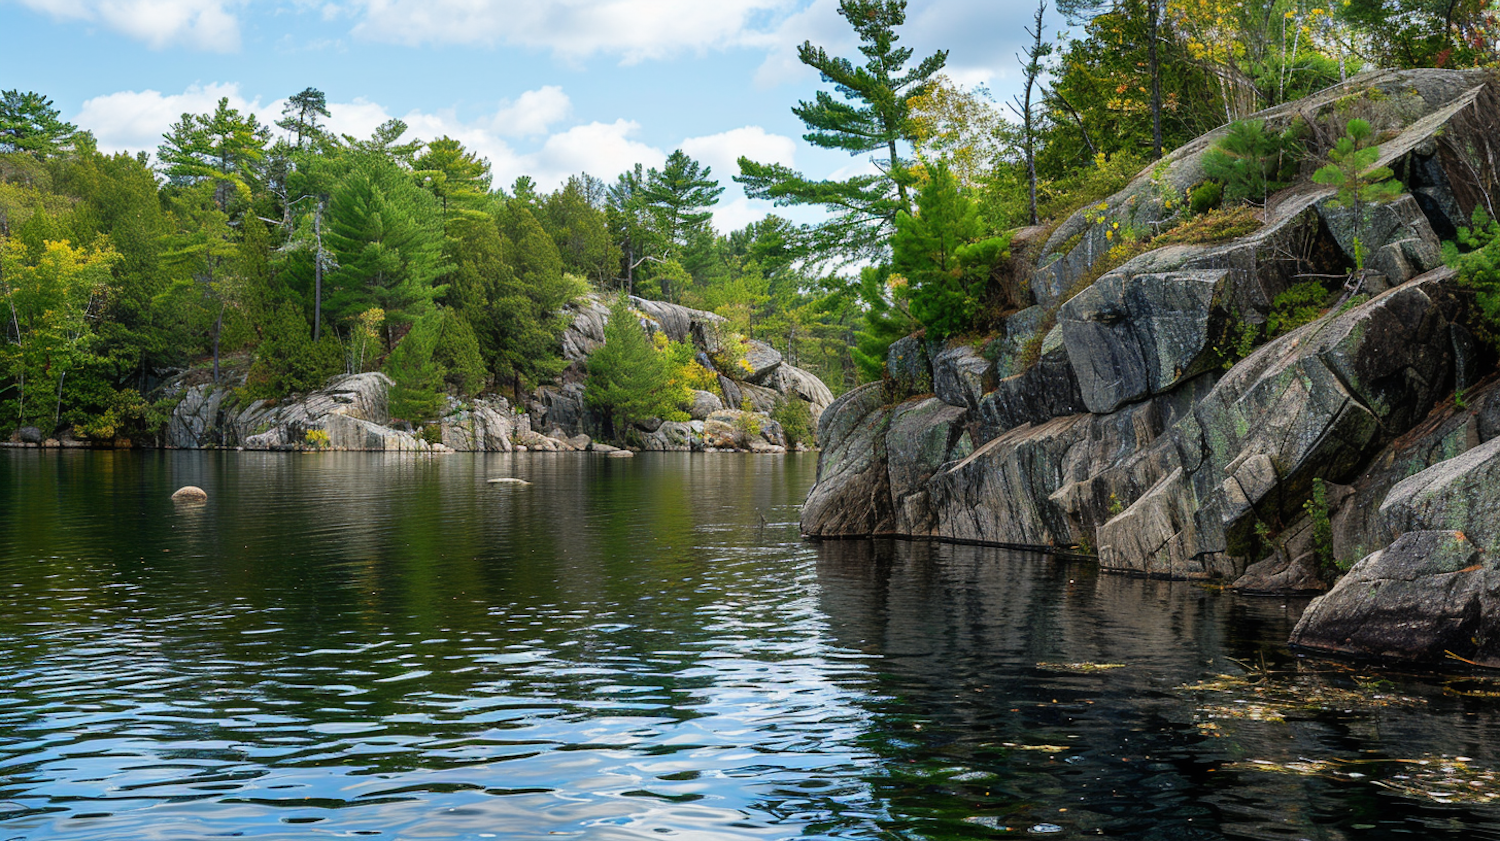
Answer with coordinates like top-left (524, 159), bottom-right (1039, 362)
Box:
top-left (159, 294), bottom-right (834, 454)
top-left (800, 68), bottom-right (1500, 667)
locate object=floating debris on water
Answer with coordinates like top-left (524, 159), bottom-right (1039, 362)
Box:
top-left (1222, 754), bottom-right (1500, 804)
top-left (1036, 661), bottom-right (1126, 673)
top-left (1028, 823), bottom-right (1064, 834)
top-left (1179, 661), bottom-right (1418, 731)
top-left (486, 477), bottom-right (532, 485)
top-left (1003, 742), bottom-right (1072, 753)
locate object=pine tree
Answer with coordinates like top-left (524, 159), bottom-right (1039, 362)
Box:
top-left (641, 150), bottom-right (724, 252)
top-left (585, 296), bottom-right (677, 437)
top-left (0, 90), bottom-right (80, 158)
top-left (892, 163), bottom-right (987, 338)
top-left (321, 153), bottom-right (450, 332)
top-left (158, 97), bottom-right (270, 212)
top-left (736, 0), bottom-right (946, 264)
top-left (276, 88), bottom-right (330, 149)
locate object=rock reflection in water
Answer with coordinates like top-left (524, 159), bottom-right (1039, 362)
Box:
top-left (815, 538), bottom-right (1500, 840)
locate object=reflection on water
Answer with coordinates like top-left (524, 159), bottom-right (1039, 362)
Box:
top-left (0, 450), bottom-right (1498, 840)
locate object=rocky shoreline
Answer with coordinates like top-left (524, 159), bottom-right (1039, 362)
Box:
top-left (126, 293), bottom-right (834, 457)
top-left (800, 68), bottom-right (1500, 668)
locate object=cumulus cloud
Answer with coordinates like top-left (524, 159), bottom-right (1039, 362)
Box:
top-left (78, 83), bottom-right (264, 154)
top-left (15, 0), bottom-right (242, 51)
top-left (679, 125), bottom-right (795, 184)
top-left (489, 86), bottom-right (572, 138)
top-left (348, 0), bottom-right (795, 63)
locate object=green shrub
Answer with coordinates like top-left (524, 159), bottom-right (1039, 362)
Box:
top-left (433, 308), bottom-right (487, 397)
top-left (304, 428), bottom-right (331, 449)
top-left (245, 303), bottom-right (344, 400)
top-left (420, 424), bottom-right (443, 445)
top-left (384, 311), bottom-right (447, 423)
top-left (1304, 478), bottom-right (1338, 580)
top-left (771, 397), bottom-right (812, 448)
top-left (1442, 207), bottom-right (1500, 352)
top-left (1268, 281), bottom-right (1333, 337)
top-left (1202, 120), bottom-right (1300, 205)
top-left (1189, 181), bottom-right (1223, 215)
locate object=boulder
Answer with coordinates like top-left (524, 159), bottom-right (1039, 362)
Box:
top-left (15, 426), bottom-right (42, 444)
top-left (688, 389), bottom-right (724, 420)
top-left (931, 342), bottom-right (991, 410)
top-left (1381, 434), bottom-right (1500, 553)
top-left (975, 330), bottom-right (1087, 443)
top-left (1100, 270), bottom-right (1459, 577)
top-left (1317, 193), bottom-right (1444, 286)
top-left (171, 485), bottom-right (208, 502)
top-left (440, 398), bottom-right (516, 452)
top-left (771, 364), bottom-right (835, 423)
top-left (1289, 530), bottom-right (1498, 664)
top-left (886, 335), bottom-right (932, 398)
top-left (167, 384), bottom-right (229, 448)
top-left (801, 383), bottom-right (897, 537)
top-left (640, 421), bottom-right (698, 451)
top-left (1059, 270), bottom-right (1229, 414)
top-left (742, 339), bottom-right (784, 383)
top-left (884, 398), bottom-right (973, 534)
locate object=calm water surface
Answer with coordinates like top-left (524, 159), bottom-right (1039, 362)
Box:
top-left (1, 451), bottom-right (1499, 840)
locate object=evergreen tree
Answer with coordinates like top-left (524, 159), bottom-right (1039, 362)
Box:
top-left (641, 150), bottom-right (724, 252)
top-left (585, 296), bottom-right (678, 437)
top-left (542, 174), bottom-right (620, 287)
top-left (892, 163), bottom-right (989, 338)
top-left (158, 97), bottom-right (270, 212)
top-left (0, 91), bottom-right (80, 158)
top-left (276, 88), bottom-right (330, 148)
top-left (414, 137), bottom-right (492, 230)
top-left (321, 153), bottom-right (450, 332)
top-left (736, 0), bottom-right (946, 263)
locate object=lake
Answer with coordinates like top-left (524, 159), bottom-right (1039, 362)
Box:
top-left (2, 450), bottom-right (1499, 840)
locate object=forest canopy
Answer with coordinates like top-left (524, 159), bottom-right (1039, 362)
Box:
top-left (0, 0), bottom-right (1494, 441)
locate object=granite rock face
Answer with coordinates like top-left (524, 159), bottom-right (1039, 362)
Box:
top-left (802, 71), bottom-right (1500, 664)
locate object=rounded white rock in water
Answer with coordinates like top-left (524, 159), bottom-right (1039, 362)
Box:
top-left (486, 478), bottom-right (531, 485)
top-left (171, 486), bottom-right (207, 502)
top-left (607, 450), bottom-right (635, 458)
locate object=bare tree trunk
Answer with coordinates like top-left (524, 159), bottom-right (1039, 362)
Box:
top-left (1149, 0), bottom-right (1163, 160)
top-left (313, 200), bottom-right (324, 342)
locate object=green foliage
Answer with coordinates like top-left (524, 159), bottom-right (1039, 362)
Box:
top-left (851, 264), bottom-right (919, 382)
top-left (893, 163), bottom-right (998, 338)
top-left (383, 311), bottom-right (447, 423)
top-left (322, 152), bottom-right (450, 329)
top-left (1442, 207), bottom-right (1500, 352)
top-left (420, 424), bottom-right (444, 445)
top-left (1217, 318), bottom-right (1263, 370)
top-left (244, 303), bottom-right (343, 400)
top-left (1304, 478), bottom-right (1339, 580)
top-left (735, 0), bottom-right (947, 264)
top-left (735, 396), bottom-right (764, 438)
top-left (1189, 180), bottom-right (1223, 215)
top-left (771, 397), bottom-right (813, 448)
top-left (1268, 281), bottom-right (1333, 337)
top-left (0, 236), bottom-right (119, 432)
top-left (0, 90), bottom-right (80, 158)
top-left (586, 297), bottom-right (683, 435)
top-left (432, 307), bottom-right (487, 397)
top-left (1312, 119), bottom-right (1402, 270)
top-left (1201, 120), bottom-right (1299, 205)
top-left (158, 97), bottom-right (269, 213)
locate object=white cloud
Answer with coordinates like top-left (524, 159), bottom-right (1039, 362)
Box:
top-left (525, 120), bottom-right (665, 187)
top-left (78, 83), bottom-right (264, 154)
top-left (489, 86), bottom-right (572, 138)
top-left (348, 0), bottom-right (796, 63)
top-left (679, 125), bottom-right (795, 185)
top-left (16, 0), bottom-right (242, 51)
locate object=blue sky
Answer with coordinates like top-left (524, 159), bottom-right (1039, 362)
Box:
top-left (0, 0), bottom-right (1055, 231)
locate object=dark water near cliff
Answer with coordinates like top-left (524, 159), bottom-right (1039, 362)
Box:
top-left (2, 451), bottom-right (1499, 840)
